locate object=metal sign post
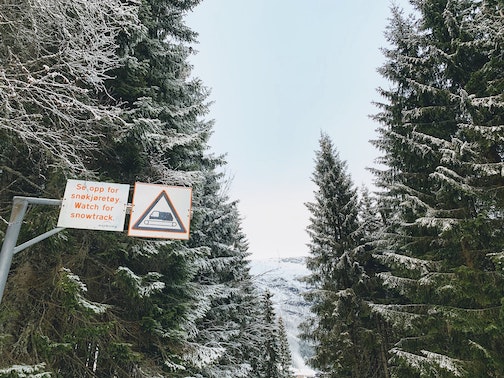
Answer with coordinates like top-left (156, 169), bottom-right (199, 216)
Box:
top-left (0, 197), bottom-right (63, 304)
top-left (0, 181), bottom-right (192, 305)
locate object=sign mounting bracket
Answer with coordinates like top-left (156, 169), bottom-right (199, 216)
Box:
top-left (0, 196), bottom-right (63, 304)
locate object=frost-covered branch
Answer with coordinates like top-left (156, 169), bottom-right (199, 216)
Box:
top-left (430, 166), bottom-right (476, 194)
top-left (368, 303), bottom-right (423, 330)
top-left (377, 272), bottom-right (416, 296)
top-left (149, 157), bottom-right (203, 186)
top-left (389, 348), bottom-right (466, 377)
top-left (0, 363), bottom-right (51, 377)
top-left (0, 0), bottom-right (139, 174)
top-left (116, 267), bottom-right (166, 298)
top-left (373, 251), bottom-right (439, 275)
top-left (60, 267), bottom-right (111, 314)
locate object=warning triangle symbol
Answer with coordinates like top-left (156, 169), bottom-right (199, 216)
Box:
top-left (132, 191), bottom-right (187, 233)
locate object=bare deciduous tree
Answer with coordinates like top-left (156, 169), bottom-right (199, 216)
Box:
top-left (0, 0), bottom-right (139, 174)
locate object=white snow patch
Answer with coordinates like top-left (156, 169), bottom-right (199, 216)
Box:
top-left (0, 363), bottom-right (51, 377)
top-left (61, 267), bottom-right (110, 314)
top-left (390, 348), bottom-right (466, 377)
top-left (117, 266), bottom-right (166, 297)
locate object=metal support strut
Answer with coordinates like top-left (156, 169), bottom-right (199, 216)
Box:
top-left (0, 196), bottom-right (63, 304)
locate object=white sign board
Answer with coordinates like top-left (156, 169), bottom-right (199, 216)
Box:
top-left (128, 182), bottom-right (192, 239)
top-left (57, 179), bottom-right (130, 231)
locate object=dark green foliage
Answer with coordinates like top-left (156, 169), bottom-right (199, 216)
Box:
top-left (251, 290), bottom-right (294, 378)
top-left (183, 166), bottom-right (265, 377)
top-left (261, 290), bottom-right (280, 377)
top-left (302, 133), bottom-right (388, 377)
top-left (277, 317), bottom-right (293, 378)
top-left (370, 1), bottom-right (504, 376)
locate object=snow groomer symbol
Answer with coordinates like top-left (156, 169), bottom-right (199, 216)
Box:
top-left (144, 211), bottom-right (177, 227)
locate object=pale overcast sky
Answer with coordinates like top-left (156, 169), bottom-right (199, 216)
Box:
top-left (186, 1), bottom-right (412, 260)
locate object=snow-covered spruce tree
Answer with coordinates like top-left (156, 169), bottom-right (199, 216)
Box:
top-left (227, 274), bottom-right (268, 378)
top-left (183, 166), bottom-right (264, 378)
top-left (301, 133), bottom-right (387, 377)
top-left (91, 0), bottom-right (226, 375)
top-left (277, 317), bottom-right (294, 378)
top-left (371, 1), bottom-right (504, 376)
top-left (256, 290), bottom-right (281, 378)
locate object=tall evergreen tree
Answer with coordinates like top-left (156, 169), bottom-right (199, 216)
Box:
top-left (259, 290), bottom-right (281, 378)
top-left (68, 0), bottom-right (216, 374)
top-left (301, 133), bottom-right (387, 377)
top-left (184, 166), bottom-right (264, 377)
top-left (371, 1), bottom-right (504, 376)
top-left (228, 277), bottom-right (268, 377)
top-left (277, 316), bottom-right (294, 378)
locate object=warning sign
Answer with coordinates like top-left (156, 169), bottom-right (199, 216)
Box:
top-left (57, 179), bottom-right (130, 231)
top-left (128, 183), bottom-right (192, 239)
top-left (132, 191), bottom-right (186, 233)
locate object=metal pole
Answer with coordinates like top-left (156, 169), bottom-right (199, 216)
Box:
top-left (0, 196), bottom-right (63, 304)
top-left (0, 197), bottom-right (29, 304)
top-left (0, 195), bottom-right (129, 304)
top-left (14, 227), bottom-right (65, 255)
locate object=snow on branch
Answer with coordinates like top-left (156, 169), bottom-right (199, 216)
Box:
top-left (439, 137), bottom-right (477, 166)
top-left (402, 105), bottom-right (451, 124)
top-left (392, 183), bottom-right (429, 204)
top-left (0, 363), bottom-right (51, 377)
top-left (390, 348), bottom-right (466, 377)
top-left (163, 360), bottom-right (186, 373)
top-left (143, 126), bottom-right (204, 151)
top-left (413, 216), bottom-right (460, 232)
top-left (472, 162), bottom-right (504, 178)
top-left (183, 342), bottom-right (225, 369)
top-left (373, 251), bottom-right (439, 275)
top-left (183, 283), bottom-right (228, 336)
top-left (149, 158), bottom-right (203, 186)
top-left (60, 267), bottom-right (111, 314)
top-left (395, 191), bottom-right (466, 231)
top-left (0, 0), bottom-right (139, 174)
top-left (417, 272), bottom-right (455, 286)
top-left (410, 128), bottom-right (449, 149)
top-left (116, 267), bottom-right (166, 298)
top-left (428, 304), bottom-right (501, 328)
top-left (403, 133), bottom-right (434, 157)
top-left (368, 303), bottom-right (423, 330)
top-left (399, 194), bottom-right (432, 213)
top-left (469, 95), bottom-right (504, 109)
top-left (405, 79), bottom-right (445, 96)
top-left (459, 123), bottom-right (504, 143)
top-left (377, 272), bottom-right (416, 296)
top-left (371, 300), bottom-right (498, 338)
top-left (431, 166), bottom-right (476, 194)
top-left (129, 114), bottom-right (210, 163)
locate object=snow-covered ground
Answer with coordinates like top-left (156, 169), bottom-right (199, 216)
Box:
top-left (250, 257), bottom-right (316, 377)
